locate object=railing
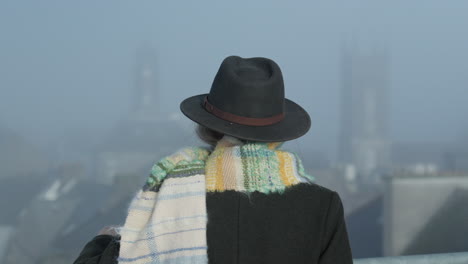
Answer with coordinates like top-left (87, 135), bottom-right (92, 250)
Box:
top-left (354, 252), bottom-right (468, 264)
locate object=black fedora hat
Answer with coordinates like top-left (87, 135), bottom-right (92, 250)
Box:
top-left (180, 56), bottom-right (311, 142)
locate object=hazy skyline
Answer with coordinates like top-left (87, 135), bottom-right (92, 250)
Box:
top-left (1, 1), bottom-right (467, 159)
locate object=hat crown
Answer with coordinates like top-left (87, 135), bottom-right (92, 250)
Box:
top-left (207, 56), bottom-right (285, 118)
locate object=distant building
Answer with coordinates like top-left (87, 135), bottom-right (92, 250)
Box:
top-left (391, 141), bottom-right (452, 171)
top-left (383, 173), bottom-right (468, 256)
top-left (339, 46), bottom-right (391, 184)
top-left (132, 46), bottom-right (160, 123)
top-left (93, 46), bottom-right (198, 185)
top-left (391, 140), bottom-right (468, 176)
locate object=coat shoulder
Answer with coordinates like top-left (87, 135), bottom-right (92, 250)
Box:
top-left (280, 182), bottom-right (344, 218)
top-left (284, 182), bottom-right (340, 202)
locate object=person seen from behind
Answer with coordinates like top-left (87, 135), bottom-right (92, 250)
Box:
top-left (74, 55), bottom-right (353, 264)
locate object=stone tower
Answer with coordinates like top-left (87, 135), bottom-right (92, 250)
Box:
top-left (133, 46), bottom-right (159, 122)
top-left (339, 45), bottom-right (391, 183)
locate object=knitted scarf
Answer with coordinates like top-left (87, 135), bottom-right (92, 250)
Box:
top-left (116, 135), bottom-right (314, 264)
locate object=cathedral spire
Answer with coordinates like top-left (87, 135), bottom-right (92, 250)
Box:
top-left (339, 42), bottom-right (391, 184)
top-left (133, 45), bottom-right (159, 122)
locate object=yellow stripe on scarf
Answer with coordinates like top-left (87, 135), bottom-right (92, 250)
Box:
top-left (277, 151), bottom-right (300, 186)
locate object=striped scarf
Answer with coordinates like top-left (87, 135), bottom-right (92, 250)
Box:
top-left (117, 135), bottom-right (314, 264)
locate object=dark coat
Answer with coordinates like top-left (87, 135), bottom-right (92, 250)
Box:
top-left (74, 183), bottom-right (353, 264)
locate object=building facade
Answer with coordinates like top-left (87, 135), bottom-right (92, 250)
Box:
top-left (383, 174), bottom-right (468, 256)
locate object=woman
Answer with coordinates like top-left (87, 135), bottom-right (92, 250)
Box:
top-left (74, 56), bottom-right (353, 264)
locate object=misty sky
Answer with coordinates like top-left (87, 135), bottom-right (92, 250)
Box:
top-left (1, 1), bottom-right (467, 159)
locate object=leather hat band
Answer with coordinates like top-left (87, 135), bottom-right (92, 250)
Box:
top-left (203, 96), bottom-right (285, 126)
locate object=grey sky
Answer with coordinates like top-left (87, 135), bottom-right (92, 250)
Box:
top-left (1, 0), bottom-right (467, 158)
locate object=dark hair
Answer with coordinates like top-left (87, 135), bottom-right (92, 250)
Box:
top-left (196, 125), bottom-right (225, 146)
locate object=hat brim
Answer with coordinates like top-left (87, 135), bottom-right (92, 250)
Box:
top-left (180, 94), bottom-right (311, 142)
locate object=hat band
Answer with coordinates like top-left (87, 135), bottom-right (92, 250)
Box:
top-left (203, 96), bottom-right (285, 126)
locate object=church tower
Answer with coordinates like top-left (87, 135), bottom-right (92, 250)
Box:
top-left (132, 46), bottom-right (159, 122)
top-left (339, 45), bottom-right (391, 184)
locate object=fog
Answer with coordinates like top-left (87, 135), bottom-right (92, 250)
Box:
top-left (1, 1), bottom-right (467, 263)
top-left (2, 1), bottom-right (467, 157)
